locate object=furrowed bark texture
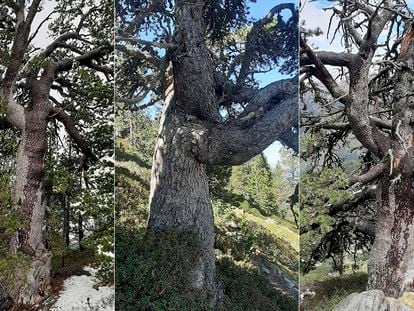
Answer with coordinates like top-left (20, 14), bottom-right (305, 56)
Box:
top-left (148, 0), bottom-right (220, 302)
top-left (8, 93), bottom-right (51, 304)
top-left (147, 98), bottom-right (217, 298)
top-left (368, 47), bottom-right (414, 297)
top-left (146, 0), bottom-right (298, 306)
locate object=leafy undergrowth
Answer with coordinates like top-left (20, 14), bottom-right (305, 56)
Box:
top-left (215, 206), bottom-right (298, 279)
top-left (51, 248), bottom-right (96, 278)
top-left (217, 256), bottom-right (296, 311)
top-left (234, 209), bottom-right (299, 251)
top-left (116, 228), bottom-right (212, 311)
top-left (301, 262), bottom-right (368, 311)
top-left (115, 228), bottom-right (297, 311)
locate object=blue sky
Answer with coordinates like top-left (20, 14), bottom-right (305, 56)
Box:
top-left (248, 0), bottom-right (297, 167)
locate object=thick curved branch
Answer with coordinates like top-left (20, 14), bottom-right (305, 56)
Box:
top-left (3, 0), bottom-right (41, 90)
top-left (328, 186), bottom-right (377, 216)
top-left (349, 161), bottom-right (386, 185)
top-left (301, 51), bottom-right (354, 67)
top-left (279, 128), bottom-right (299, 154)
top-left (343, 2), bottom-right (395, 157)
top-left (193, 79), bottom-right (298, 165)
top-left (54, 47), bottom-right (109, 73)
top-left (303, 116), bottom-right (392, 131)
top-left (234, 78), bottom-right (297, 124)
top-left (300, 38), bottom-right (348, 104)
top-left (41, 32), bottom-right (82, 58)
top-left (49, 106), bottom-right (97, 162)
top-left (26, 0), bottom-right (42, 26)
top-left (115, 44), bottom-right (161, 67)
top-left (115, 36), bottom-right (175, 49)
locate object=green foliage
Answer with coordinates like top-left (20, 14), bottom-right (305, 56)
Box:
top-left (300, 166), bottom-right (371, 276)
top-left (204, 0), bottom-right (248, 42)
top-left (300, 168), bottom-right (351, 271)
top-left (217, 256), bottom-right (296, 311)
top-left (214, 207), bottom-right (298, 273)
top-left (115, 110), bottom-right (158, 229)
top-left (116, 228), bottom-right (212, 311)
top-left (51, 248), bottom-right (96, 278)
top-left (0, 175), bottom-right (30, 286)
top-left (230, 154), bottom-right (276, 215)
top-left (115, 111), bottom-right (299, 309)
top-left (0, 245), bottom-right (30, 288)
top-left (229, 151), bottom-right (297, 221)
top-left (301, 261), bottom-right (368, 311)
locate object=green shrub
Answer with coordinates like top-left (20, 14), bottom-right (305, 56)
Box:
top-left (115, 228), bottom-right (212, 311)
top-left (115, 227), bottom-right (297, 311)
top-left (249, 208), bottom-right (263, 218)
top-left (51, 248), bottom-right (96, 278)
top-left (217, 256), bottom-right (296, 311)
top-left (301, 271), bottom-right (368, 311)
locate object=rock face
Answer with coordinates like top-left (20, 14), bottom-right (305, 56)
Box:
top-left (389, 301), bottom-right (413, 311)
top-left (333, 290), bottom-right (389, 311)
top-left (333, 290), bottom-right (414, 311)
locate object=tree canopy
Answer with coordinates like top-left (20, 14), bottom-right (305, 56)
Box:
top-left (300, 0), bottom-right (414, 290)
top-left (0, 0), bottom-right (114, 306)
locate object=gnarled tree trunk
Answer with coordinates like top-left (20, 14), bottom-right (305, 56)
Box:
top-left (144, 0), bottom-right (298, 307)
top-left (8, 98), bottom-right (51, 305)
top-left (368, 51), bottom-right (414, 297)
top-left (301, 3), bottom-right (414, 298)
top-left (147, 100), bottom-right (218, 299)
top-left (368, 168), bottom-right (414, 297)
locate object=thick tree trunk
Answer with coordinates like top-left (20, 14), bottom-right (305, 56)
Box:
top-left (368, 168), bottom-right (414, 297)
top-left (367, 43), bottom-right (414, 298)
top-left (144, 1), bottom-right (297, 307)
top-left (8, 101), bottom-right (51, 305)
top-left (147, 100), bottom-right (218, 303)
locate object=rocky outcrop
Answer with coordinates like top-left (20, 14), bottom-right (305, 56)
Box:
top-left (333, 290), bottom-right (413, 311)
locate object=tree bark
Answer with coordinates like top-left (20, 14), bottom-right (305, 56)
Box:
top-left (368, 47), bottom-right (414, 298)
top-left (8, 97), bottom-right (51, 305)
top-left (368, 152), bottom-right (414, 297)
top-left (147, 97), bottom-right (218, 301)
top-left (145, 0), bottom-right (297, 307)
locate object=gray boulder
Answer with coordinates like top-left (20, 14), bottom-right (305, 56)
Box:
top-left (333, 290), bottom-right (390, 311)
top-left (333, 290), bottom-right (413, 311)
top-left (389, 300), bottom-right (413, 311)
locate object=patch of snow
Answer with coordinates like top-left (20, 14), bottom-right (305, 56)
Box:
top-left (50, 266), bottom-right (114, 311)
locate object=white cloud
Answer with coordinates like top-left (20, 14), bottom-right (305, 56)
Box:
top-left (31, 0), bottom-right (57, 48)
top-left (301, 1), bottom-right (342, 52)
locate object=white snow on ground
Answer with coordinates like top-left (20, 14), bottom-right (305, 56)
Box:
top-left (50, 266), bottom-right (114, 311)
